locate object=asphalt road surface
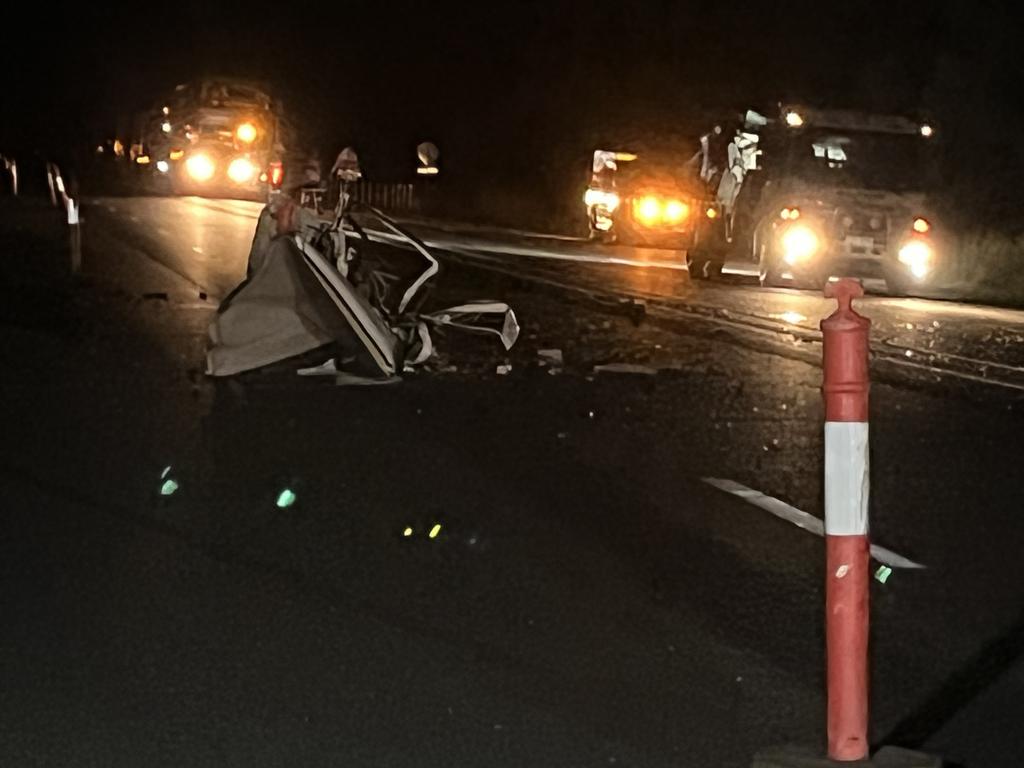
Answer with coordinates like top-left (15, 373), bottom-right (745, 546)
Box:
top-left (4, 194), bottom-right (1024, 766)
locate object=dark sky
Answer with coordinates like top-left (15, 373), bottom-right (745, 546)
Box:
top-left (4, 0), bottom-right (1021, 203)
top-left (1, 2), bottom-right (949, 135)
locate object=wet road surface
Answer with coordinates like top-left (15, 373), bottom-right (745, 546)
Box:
top-left (3, 195), bottom-right (1024, 766)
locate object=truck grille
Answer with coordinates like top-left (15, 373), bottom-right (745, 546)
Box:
top-left (835, 210), bottom-right (888, 260)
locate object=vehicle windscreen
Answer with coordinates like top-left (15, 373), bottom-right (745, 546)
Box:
top-left (202, 83), bottom-right (271, 110)
top-left (616, 157), bottom-right (691, 193)
top-left (783, 129), bottom-right (934, 192)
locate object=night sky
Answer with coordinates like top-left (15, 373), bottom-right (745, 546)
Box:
top-left (4, 1), bottom-right (1022, 222)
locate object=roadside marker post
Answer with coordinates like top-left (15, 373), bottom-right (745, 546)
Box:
top-left (821, 278), bottom-right (871, 761)
top-left (68, 196), bottom-right (81, 274)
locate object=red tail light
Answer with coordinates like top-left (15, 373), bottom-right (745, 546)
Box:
top-left (268, 162), bottom-right (284, 189)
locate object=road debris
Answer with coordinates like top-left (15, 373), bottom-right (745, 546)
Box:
top-left (594, 362), bottom-right (658, 376)
top-left (275, 488), bottom-right (297, 508)
top-left (496, 363), bottom-right (512, 375)
top-left (206, 190), bottom-right (518, 380)
top-left (874, 565), bottom-right (893, 584)
top-left (537, 348), bottom-right (564, 366)
top-left (158, 465), bottom-right (178, 496)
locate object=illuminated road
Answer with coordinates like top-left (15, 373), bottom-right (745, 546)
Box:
top-left (7, 194), bottom-right (1020, 766)
top-left (85, 195), bottom-right (1024, 395)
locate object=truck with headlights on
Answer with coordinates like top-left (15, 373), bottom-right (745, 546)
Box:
top-left (687, 106), bottom-right (944, 294)
top-left (138, 78), bottom-right (291, 200)
top-left (584, 149), bottom-right (705, 251)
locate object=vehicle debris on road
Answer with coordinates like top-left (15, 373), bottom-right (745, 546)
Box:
top-left (594, 362), bottom-right (659, 375)
top-left (205, 158), bottom-right (518, 381)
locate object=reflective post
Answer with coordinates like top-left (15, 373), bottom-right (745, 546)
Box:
top-left (68, 197), bottom-right (81, 274)
top-left (820, 278), bottom-right (871, 761)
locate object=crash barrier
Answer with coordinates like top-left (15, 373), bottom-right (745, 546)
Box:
top-left (45, 161), bottom-right (81, 274)
top-left (820, 278), bottom-right (871, 761)
top-left (348, 182), bottom-right (418, 214)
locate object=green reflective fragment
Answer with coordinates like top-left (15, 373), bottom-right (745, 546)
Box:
top-left (160, 466), bottom-right (172, 479)
top-left (159, 479), bottom-right (179, 496)
top-left (874, 565), bottom-right (892, 584)
top-left (276, 489), bottom-right (297, 508)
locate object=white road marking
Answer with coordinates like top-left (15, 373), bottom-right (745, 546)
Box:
top-left (702, 477), bottom-right (925, 569)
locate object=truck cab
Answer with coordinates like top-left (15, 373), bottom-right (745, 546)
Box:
top-left (689, 106), bottom-right (942, 294)
top-left (142, 78), bottom-right (291, 200)
top-left (584, 149), bottom-right (705, 251)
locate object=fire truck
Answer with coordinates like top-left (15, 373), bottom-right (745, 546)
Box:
top-left (135, 77), bottom-right (292, 200)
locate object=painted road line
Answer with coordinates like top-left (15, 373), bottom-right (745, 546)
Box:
top-left (702, 477), bottom-right (925, 570)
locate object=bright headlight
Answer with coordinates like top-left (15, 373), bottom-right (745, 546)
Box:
top-left (634, 196), bottom-right (662, 225)
top-left (781, 224), bottom-right (819, 264)
top-left (227, 157), bottom-right (255, 184)
top-left (236, 122), bottom-right (258, 143)
top-left (663, 199), bottom-right (689, 223)
top-left (584, 188), bottom-right (620, 211)
top-left (185, 153), bottom-right (216, 182)
top-left (898, 239), bottom-right (933, 278)
top-left (156, 160), bottom-right (170, 174)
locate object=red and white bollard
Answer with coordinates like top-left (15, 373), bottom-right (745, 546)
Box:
top-left (821, 279), bottom-right (871, 761)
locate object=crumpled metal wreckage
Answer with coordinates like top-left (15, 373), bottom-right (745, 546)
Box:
top-left (206, 193), bottom-right (519, 380)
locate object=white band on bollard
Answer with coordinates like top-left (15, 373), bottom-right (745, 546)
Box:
top-left (824, 421), bottom-right (869, 536)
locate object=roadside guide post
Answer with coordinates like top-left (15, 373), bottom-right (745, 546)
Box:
top-left (821, 278), bottom-right (871, 761)
top-left (68, 196), bottom-right (81, 274)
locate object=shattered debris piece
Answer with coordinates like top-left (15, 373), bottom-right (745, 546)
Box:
top-left (593, 363), bottom-right (658, 376)
top-left (205, 200), bottom-right (517, 380)
top-left (158, 466), bottom-right (178, 496)
top-left (537, 348), bottom-right (564, 366)
top-left (496, 364), bottom-right (512, 375)
top-left (275, 489), bottom-right (297, 509)
top-left (428, 523), bottom-right (442, 539)
top-left (874, 565), bottom-right (893, 584)
top-left (402, 527), bottom-right (414, 537)
top-left (297, 359), bottom-right (339, 376)
top-left (334, 373), bottom-right (401, 387)
top-left (199, 291), bottom-right (208, 301)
